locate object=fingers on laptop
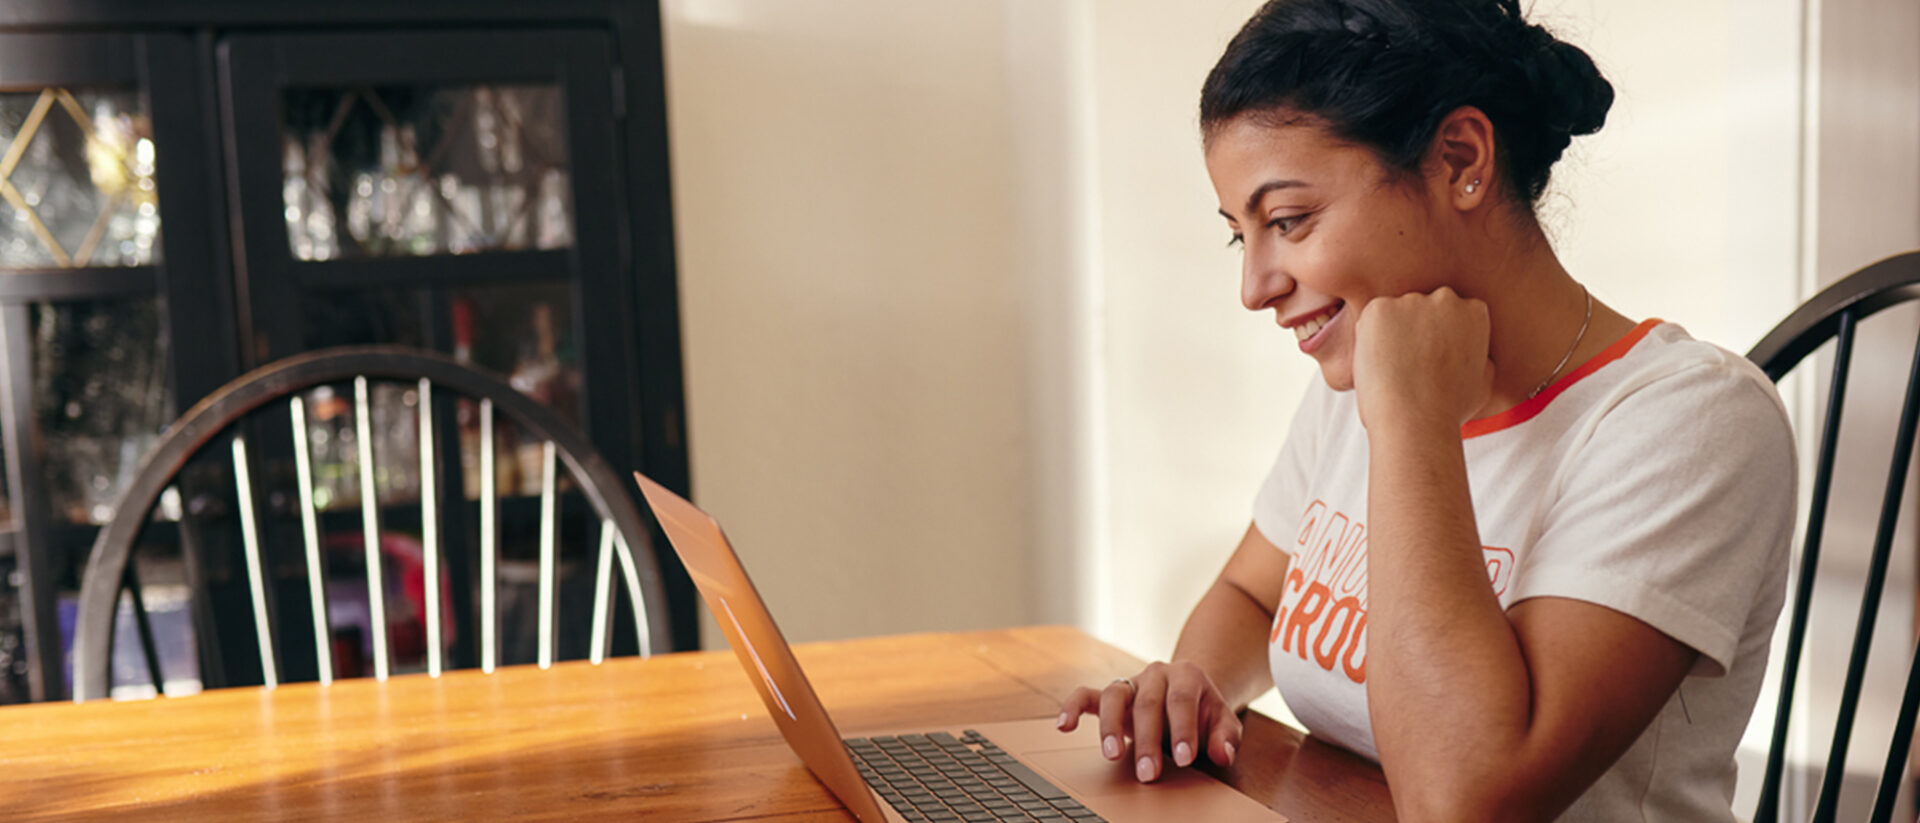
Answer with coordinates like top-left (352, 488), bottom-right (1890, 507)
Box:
top-left (1101, 679), bottom-right (1137, 764)
top-left (1165, 675), bottom-right (1203, 767)
top-left (1057, 662), bottom-right (1241, 782)
top-left (1137, 662), bottom-right (1239, 780)
top-left (1207, 703), bottom-right (1243, 768)
top-left (1053, 680), bottom-right (1139, 762)
top-left (1057, 689), bottom-right (1089, 731)
top-left (1129, 670), bottom-right (1167, 782)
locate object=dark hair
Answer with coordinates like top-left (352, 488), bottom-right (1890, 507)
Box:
top-left (1200, 0), bottom-right (1613, 207)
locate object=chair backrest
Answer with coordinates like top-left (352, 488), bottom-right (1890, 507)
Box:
top-left (70, 345), bottom-right (668, 702)
top-left (1745, 250), bottom-right (1920, 823)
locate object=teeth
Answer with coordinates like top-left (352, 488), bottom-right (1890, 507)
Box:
top-left (1293, 306), bottom-right (1337, 341)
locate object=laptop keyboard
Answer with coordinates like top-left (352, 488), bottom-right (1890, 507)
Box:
top-left (844, 730), bottom-right (1107, 822)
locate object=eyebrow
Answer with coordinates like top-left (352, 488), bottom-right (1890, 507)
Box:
top-left (1219, 179), bottom-right (1310, 221)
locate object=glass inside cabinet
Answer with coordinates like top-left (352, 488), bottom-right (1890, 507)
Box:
top-left (450, 283), bottom-right (581, 500)
top-left (281, 85), bottom-right (571, 262)
top-left (32, 298), bottom-right (170, 526)
top-left (291, 285), bottom-right (581, 508)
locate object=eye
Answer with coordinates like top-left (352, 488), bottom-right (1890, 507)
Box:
top-left (1270, 213), bottom-right (1310, 235)
top-left (1226, 233), bottom-right (1244, 249)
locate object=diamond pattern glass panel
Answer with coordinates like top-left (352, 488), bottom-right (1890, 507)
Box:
top-left (283, 85), bottom-right (572, 261)
top-left (0, 89), bottom-right (161, 269)
top-left (33, 299), bottom-right (171, 525)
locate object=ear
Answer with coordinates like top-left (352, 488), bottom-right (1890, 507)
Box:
top-left (1427, 106), bottom-right (1497, 211)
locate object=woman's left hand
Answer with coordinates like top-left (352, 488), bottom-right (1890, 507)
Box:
top-left (1352, 287), bottom-right (1495, 432)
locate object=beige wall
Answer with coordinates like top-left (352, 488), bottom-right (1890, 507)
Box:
top-left (663, 1), bottom-right (1038, 645)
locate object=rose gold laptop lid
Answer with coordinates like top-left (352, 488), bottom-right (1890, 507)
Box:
top-left (633, 472), bottom-right (891, 822)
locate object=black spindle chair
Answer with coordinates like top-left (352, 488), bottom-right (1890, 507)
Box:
top-left (70, 346), bottom-right (669, 702)
top-left (1746, 250), bottom-right (1920, 823)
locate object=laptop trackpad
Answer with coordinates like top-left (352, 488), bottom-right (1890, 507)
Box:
top-left (1022, 749), bottom-right (1289, 822)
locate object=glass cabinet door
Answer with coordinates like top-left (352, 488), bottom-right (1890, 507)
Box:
top-left (0, 32), bottom-right (232, 703)
top-left (217, 30), bottom-right (644, 674)
top-left (220, 30), bottom-right (632, 448)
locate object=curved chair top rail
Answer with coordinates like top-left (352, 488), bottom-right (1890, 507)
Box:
top-left (1747, 251), bottom-right (1920, 378)
top-left (71, 345), bottom-right (665, 701)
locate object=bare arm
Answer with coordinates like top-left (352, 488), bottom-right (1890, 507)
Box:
top-left (1172, 522), bottom-right (1290, 711)
top-left (1365, 412), bottom-right (1695, 823)
top-left (1357, 290), bottom-right (1698, 822)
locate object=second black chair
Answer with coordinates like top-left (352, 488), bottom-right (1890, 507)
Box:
top-left (1745, 250), bottom-right (1920, 823)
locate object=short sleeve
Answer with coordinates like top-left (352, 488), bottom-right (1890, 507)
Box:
top-left (1512, 358), bottom-right (1796, 677)
top-left (1253, 380), bottom-right (1332, 555)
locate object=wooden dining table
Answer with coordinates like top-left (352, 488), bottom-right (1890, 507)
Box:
top-left (2, 626), bottom-right (1394, 821)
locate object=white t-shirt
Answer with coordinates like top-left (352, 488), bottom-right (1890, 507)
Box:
top-left (1253, 320), bottom-right (1795, 822)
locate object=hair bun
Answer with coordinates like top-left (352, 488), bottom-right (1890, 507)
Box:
top-left (1486, 17), bottom-right (1613, 199)
top-left (1530, 36), bottom-right (1613, 138)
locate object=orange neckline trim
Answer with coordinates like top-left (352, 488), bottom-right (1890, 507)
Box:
top-left (1460, 318), bottom-right (1663, 439)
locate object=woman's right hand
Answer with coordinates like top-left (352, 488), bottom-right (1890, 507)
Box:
top-left (1057, 660), bottom-right (1243, 783)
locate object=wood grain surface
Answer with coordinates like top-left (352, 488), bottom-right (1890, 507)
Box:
top-left (0, 627), bottom-right (1391, 821)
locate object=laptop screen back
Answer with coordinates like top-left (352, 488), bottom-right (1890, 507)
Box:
top-left (633, 473), bottom-right (888, 822)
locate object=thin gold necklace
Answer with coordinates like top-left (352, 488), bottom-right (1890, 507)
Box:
top-left (1527, 286), bottom-right (1592, 400)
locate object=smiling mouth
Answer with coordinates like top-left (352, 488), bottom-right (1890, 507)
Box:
top-left (1292, 302), bottom-right (1343, 342)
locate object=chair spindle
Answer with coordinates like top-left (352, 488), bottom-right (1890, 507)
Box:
top-left (231, 436), bottom-right (277, 690)
top-left (480, 398), bottom-right (498, 674)
top-left (591, 519), bottom-right (616, 664)
top-left (355, 376), bottom-right (391, 682)
top-left (290, 396), bottom-right (333, 685)
top-left (537, 440), bottom-right (557, 669)
top-left (613, 530), bottom-right (652, 657)
top-left (123, 563), bottom-right (165, 694)
top-left (1871, 641), bottom-right (1920, 822)
top-left (1758, 310), bottom-right (1857, 822)
top-left (1812, 323), bottom-right (1920, 823)
top-left (420, 378), bottom-right (442, 678)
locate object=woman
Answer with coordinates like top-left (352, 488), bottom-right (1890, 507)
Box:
top-left (1056, 1), bottom-right (1796, 820)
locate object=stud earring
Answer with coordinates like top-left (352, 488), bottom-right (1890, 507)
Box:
top-left (1465, 178), bottom-right (1481, 195)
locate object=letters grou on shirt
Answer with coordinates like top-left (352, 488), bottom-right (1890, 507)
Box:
top-left (1268, 499), bottom-right (1515, 685)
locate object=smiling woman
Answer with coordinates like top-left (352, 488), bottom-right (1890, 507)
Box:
top-left (1056, 1), bottom-right (1798, 821)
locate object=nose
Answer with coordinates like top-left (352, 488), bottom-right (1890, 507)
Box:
top-left (1240, 241), bottom-right (1294, 312)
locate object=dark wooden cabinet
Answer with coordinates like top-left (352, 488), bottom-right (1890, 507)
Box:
top-left (0, 1), bottom-right (693, 703)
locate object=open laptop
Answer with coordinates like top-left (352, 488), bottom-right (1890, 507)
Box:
top-left (634, 472), bottom-right (1288, 823)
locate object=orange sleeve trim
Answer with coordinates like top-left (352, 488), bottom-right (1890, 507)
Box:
top-left (1461, 318), bottom-right (1663, 439)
